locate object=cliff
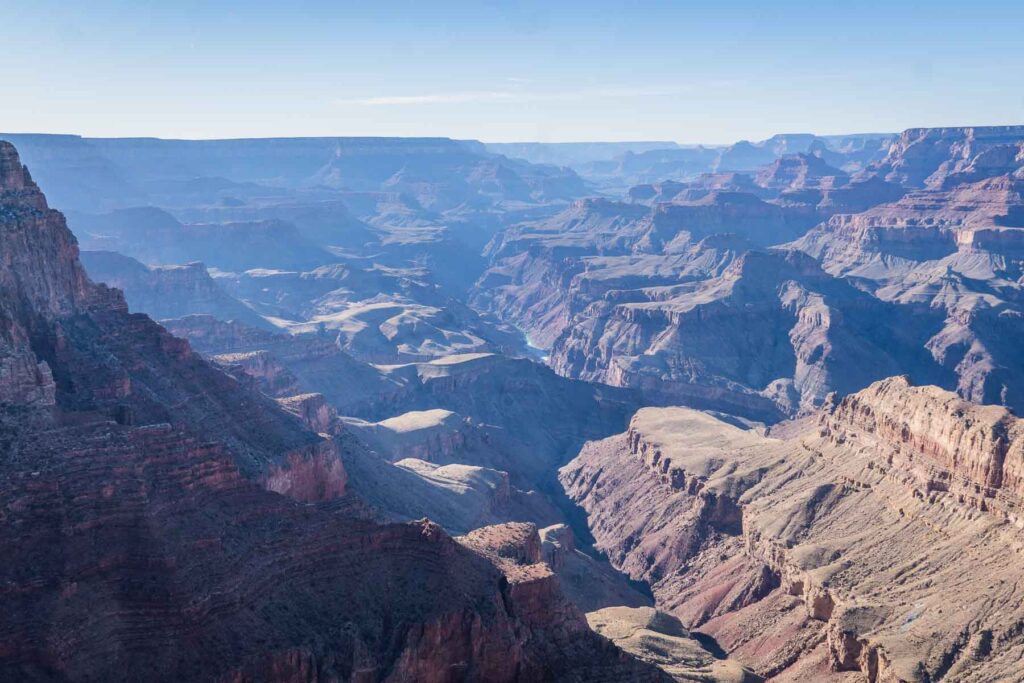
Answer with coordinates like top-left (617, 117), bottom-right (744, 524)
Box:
top-left (80, 250), bottom-right (272, 329)
top-left (561, 377), bottom-right (1024, 681)
top-left (865, 126), bottom-right (1024, 189)
top-left (0, 140), bottom-right (666, 682)
top-left (549, 250), bottom-right (945, 418)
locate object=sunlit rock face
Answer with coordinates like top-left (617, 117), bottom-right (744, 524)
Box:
top-left (562, 377), bottom-right (1024, 681)
top-left (862, 126), bottom-right (1024, 189)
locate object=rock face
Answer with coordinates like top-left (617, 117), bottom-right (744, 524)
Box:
top-left (345, 353), bottom-right (643, 492)
top-left (455, 523), bottom-right (673, 682)
top-left (273, 391), bottom-right (562, 535)
top-left (548, 249), bottom-right (946, 419)
top-left (2, 420), bottom-right (533, 681)
top-left (163, 256), bottom-right (528, 365)
top-left (163, 314), bottom-right (397, 416)
top-left (791, 172), bottom-right (1024, 413)
top-left (754, 153), bottom-right (849, 191)
top-left (70, 207), bottom-right (334, 271)
top-left (863, 126), bottom-right (1024, 189)
top-left (80, 250), bottom-right (271, 329)
top-left (0, 140), bottom-right (667, 682)
top-left (168, 312), bottom-right (639, 537)
top-left (0, 147), bottom-right (70, 406)
top-left (561, 377), bottom-right (1024, 681)
top-left (169, 313), bottom-right (642, 489)
top-left (474, 126), bottom-right (1024, 419)
top-left (472, 189), bottom-right (827, 353)
top-left (333, 426), bottom-right (563, 535)
top-left (587, 607), bottom-right (763, 683)
top-left (340, 408), bottom-right (509, 469)
top-left (485, 141), bottom-right (683, 169)
top-left (14, 123), bottom-right (1024, 681)
top-left (47, 127), bottom-right (1024, 424)
top-left (539, 524), bottom-right (654, 613)
top-left (7, 132), bottom-right (591, 312)
top-left (0, 142), bottom-right (318, 471)
top-left (821, 377), bottom-right (1024, 513)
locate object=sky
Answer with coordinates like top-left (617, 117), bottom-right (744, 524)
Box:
top-left (2, 0), bottom-right (1023, 144)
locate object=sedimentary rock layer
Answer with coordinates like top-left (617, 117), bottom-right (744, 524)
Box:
top-left (0, 140), bottom-right (667, 682)
top-left (561, 377), bottom-right (1024, 681)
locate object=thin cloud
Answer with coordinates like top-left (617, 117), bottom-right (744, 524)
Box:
top-left (346, 91), bottom-right (519, 106)
top-left (337, 85), bottom-right (693, 107)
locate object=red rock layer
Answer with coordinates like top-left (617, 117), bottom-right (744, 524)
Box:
top-left (0, 140), bottom-right (669, 682)
top-left (562, 382), bottom-right (1024, 681)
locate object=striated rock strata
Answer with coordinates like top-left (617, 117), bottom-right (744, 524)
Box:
top-left (0, 140), bottom-right (666, 682)
top-left (80, 250), bottom-right (272, 330)
top-left (549, 249), bottom-right (947, 418)
top-left (561, 377), bottom-right (1024, 681)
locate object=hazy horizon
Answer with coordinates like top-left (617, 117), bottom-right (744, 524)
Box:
top-left (1, 129), bottom-right (913, 145)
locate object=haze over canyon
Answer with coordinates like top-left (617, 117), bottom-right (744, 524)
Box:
top-left (3, 122), bottom-right (1024, 683)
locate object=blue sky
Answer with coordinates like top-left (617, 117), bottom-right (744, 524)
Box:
top-left (2, 0), bottom-right (1022, 143)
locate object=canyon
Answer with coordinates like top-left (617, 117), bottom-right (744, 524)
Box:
top-left (475, 126), bottom-right (1024, 420)
top-left (0, 141), bottom-right (671, 681)
top-left (3, 124), bottom-right (1024, 681)
top-left (561, 378), bottom-right (1024, 681)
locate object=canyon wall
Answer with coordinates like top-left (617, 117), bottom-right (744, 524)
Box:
top-left (562, 377), bottom-right (1024, 681)
top-left (0, 139), bottom-right (668, 682)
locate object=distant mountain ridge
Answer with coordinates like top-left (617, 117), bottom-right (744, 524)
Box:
top-left (0, 133), bottom-right (586, 213)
